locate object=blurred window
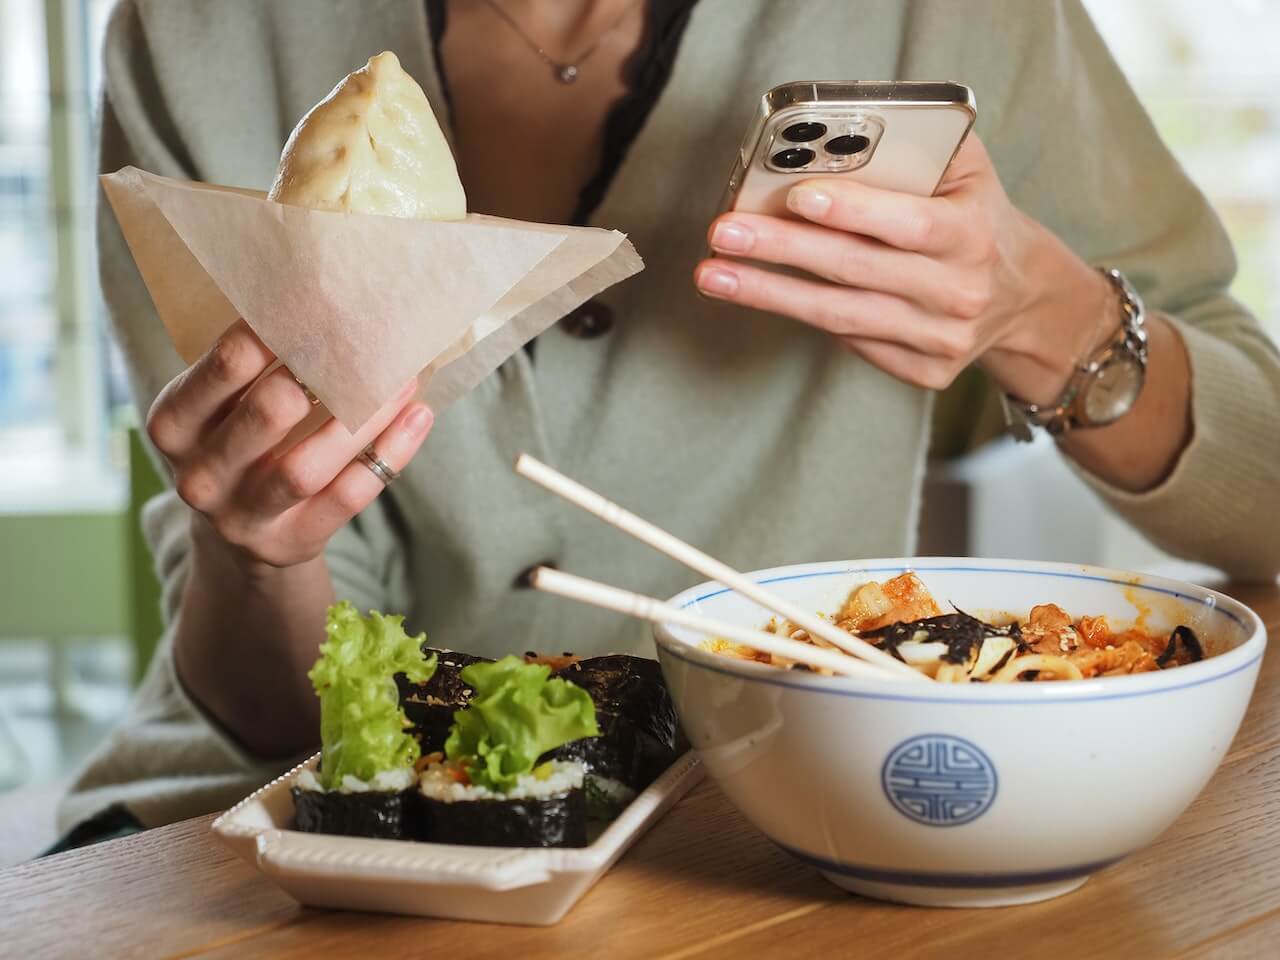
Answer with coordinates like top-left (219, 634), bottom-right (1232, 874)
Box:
top-left (0, 1), bottom-right (57, 442)
top-left (0, 0), bottom-right (120, 505)
top-left (1084, 0), bottom-right (1280, 340)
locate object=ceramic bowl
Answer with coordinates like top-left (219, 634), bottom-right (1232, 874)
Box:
top-left (653, 558), bottom-right (1265, 908)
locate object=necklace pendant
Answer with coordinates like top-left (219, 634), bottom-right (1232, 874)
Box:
top-left (557, 63), bottom-right (579, 83)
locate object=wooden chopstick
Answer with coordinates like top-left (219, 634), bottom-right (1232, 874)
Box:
top-left (528, 567), bottom-right (902, 680)
top-left (513, 453), bottom-right (928, 682)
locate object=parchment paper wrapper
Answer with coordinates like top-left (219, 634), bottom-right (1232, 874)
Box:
top-left (101, 167), bottom-right (643, 429)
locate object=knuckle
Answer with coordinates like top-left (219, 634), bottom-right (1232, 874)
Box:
top-left (968, 213), bottom-right (1000, 262)
top-left (937, 327), bottom-right (975, 362)
top-left (276, 458), bottom-right (322, 501)
top-left (905, 213), bottom-right (935, 250)
top-left (332, 480), bottom-right (371, 518)
top-left (145, 403), bottom-right (178, 453)
top-left (723, 271), bottom-right (759, 311)
top-left (814, 300), bottom-right (853, 336)
top-left (946, 280), bottom-right (992, 320)
top-left (769, 227), bottom-right (802, 264)
top-left (832, 245), bottom-right (867, 286)
top-left (920, 329), bottom-right (952, 360)
top-left (175, 466), bottom-right (219, 513)
top-left (966, 240), bottom-right (1000, 277)
top-left (918, 362), bottom-right (960, 391)
top-left (242, 388), bottom-right (290, 434)
top-left (207, 331), bottom-right (252, 385)
top-left (281, 378), bottom-right (314, 420)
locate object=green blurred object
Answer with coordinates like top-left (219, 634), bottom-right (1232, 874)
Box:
top-left (0, 513), bottom-right (127, 638)
top-left (127, 429), bottom-right (166, 683)
top-left (0, 492), bottom-right (128, 716)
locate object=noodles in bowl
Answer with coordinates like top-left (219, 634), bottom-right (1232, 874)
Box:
top-left (654, 558), bottom-right (1265, 908)
top-left (707, 572), bottom-right (1206, 683)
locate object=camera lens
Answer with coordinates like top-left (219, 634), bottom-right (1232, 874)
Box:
top-left (771, 147), bottom-right (815, 169)
top-left (825, 134), bottom-right (871, 156)
top-left (781, 121), bottom-right (827, 143)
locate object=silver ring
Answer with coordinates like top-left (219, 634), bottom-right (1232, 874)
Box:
top-left (357, 444), bottom-right (398, 486)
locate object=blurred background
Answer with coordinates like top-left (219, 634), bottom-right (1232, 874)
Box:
top-left (0, 0), bottom-right (1277, 858)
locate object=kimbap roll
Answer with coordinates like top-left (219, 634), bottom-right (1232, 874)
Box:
top-left (290, 602), bottom-right (438, 840)
top-left (415, 757), bottom-right (588, 847)
top-left (414, 656), bottom-right (599, 847)
top-left (400, 648), bottom-right (492, 753)
top-left (545, 655), bottom-right (680, 812)
top-left (293, 768), bottom-right (416, 840)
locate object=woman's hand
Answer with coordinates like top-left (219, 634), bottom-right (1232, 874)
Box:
top-left (147, 318), bottom-right (434, 568)
top-left (694, 134), bottom-right (1115, 405)
top-left (150, 319), bottom-right (434, 756)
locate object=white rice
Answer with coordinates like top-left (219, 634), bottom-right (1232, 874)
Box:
top-left (418, 759), bottom-right (585, 803)
top-left (293, 766), bottom-right (416, 794)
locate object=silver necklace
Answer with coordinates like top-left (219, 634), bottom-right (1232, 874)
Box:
top-left (481, 0), bottom-right (641, 84)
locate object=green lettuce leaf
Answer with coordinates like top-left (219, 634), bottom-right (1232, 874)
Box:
top-left (444, 656), bottom-right (599, 792)
top-left (309, 602), bottom-right (436, 790)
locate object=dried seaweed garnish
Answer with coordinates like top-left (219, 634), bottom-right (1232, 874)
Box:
top-left (987, 644), bottom-right (1017, 676)
top-left (1157, 625), bottom-right (1203, 668)
top-left (861, 610), bottom-right (1020, 665)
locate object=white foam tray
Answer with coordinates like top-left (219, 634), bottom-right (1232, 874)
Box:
top-left (212, 751), bottom-right (703, 925)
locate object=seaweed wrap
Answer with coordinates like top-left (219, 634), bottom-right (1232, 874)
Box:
top-left (546, 655), bottom-right (679, 804)
top-left (415, 759), bottom-right (588, 847)
top-left (399, 648), bottom-right (492, 753)
top-left (414, 656), bottom-right (599, 848)
top-left (555, 655), bottom-right (677, 748)
top-left (292, 768), bottom-right (416, 840)
top-left (290, 603), bottom-right (437, 840)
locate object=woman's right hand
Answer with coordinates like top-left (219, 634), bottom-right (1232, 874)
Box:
top-left (147, 318), bottom-right (434, 568)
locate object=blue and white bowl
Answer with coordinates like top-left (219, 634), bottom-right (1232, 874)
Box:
top-left (653, 558), bottom-right (1265, 908)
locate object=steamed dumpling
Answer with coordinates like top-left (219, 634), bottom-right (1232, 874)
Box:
top-left (267, 51), bottom-right (466, 220)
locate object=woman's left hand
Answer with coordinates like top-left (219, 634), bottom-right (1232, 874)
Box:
top-left (695, 134), bottom-right (1114, 405)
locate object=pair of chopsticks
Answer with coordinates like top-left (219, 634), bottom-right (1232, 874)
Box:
top-left (514, 454), bottom-right (927, 683)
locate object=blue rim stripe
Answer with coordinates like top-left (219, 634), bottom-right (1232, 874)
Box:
top-left (687, 565), bottom-right (1248, 630)
top-left (777, 841), bottom-right (1121, 888)
top-left (660, 640), bottom-right (1262, 705)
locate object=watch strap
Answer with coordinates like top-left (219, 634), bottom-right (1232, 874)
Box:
top-left (1002, 267), bottom-right (1147, 441)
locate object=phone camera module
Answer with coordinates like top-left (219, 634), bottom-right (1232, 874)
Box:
top-left (781, 121), bottom-right (827, 143)
top-left (824, 134), bottom-right (871, 156)
top-left (771, 147), bottom-right (815, 169)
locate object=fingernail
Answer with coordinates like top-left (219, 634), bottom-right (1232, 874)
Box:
top-left (788, 186), bottom-right (831, 219)
top-left (405, 404), bottom-right (433, 434)
top-left (710, 220), bottom-right (754, 253)
top-left (697, 266), bottom-right (739, 298)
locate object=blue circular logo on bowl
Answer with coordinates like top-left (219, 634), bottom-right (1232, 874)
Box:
top-left (881, 734), bottom-right (997, 827)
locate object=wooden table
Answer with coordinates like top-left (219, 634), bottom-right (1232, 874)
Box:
top-left (4, 579), bottom-right (1277, 960)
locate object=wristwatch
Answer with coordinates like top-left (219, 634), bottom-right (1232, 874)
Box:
top-left (1001, 267), bottom-right (1149, 442)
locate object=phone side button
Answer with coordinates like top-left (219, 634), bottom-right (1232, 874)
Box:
top-left (560, 300), bottom-right (615, 340)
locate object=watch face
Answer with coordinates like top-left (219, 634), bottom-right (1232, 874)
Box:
top-left (1082, 355), bottom-right (1145, 426)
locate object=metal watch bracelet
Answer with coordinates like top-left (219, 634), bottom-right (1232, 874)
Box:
top-left (1001, 267), bottom-right (1148, 442)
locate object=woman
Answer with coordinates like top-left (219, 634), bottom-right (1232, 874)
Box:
top-left (62, 0), bottom-right (1280, 834)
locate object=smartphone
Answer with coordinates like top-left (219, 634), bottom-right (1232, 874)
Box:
top-left (718, 81), bottom-right (976, 224)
